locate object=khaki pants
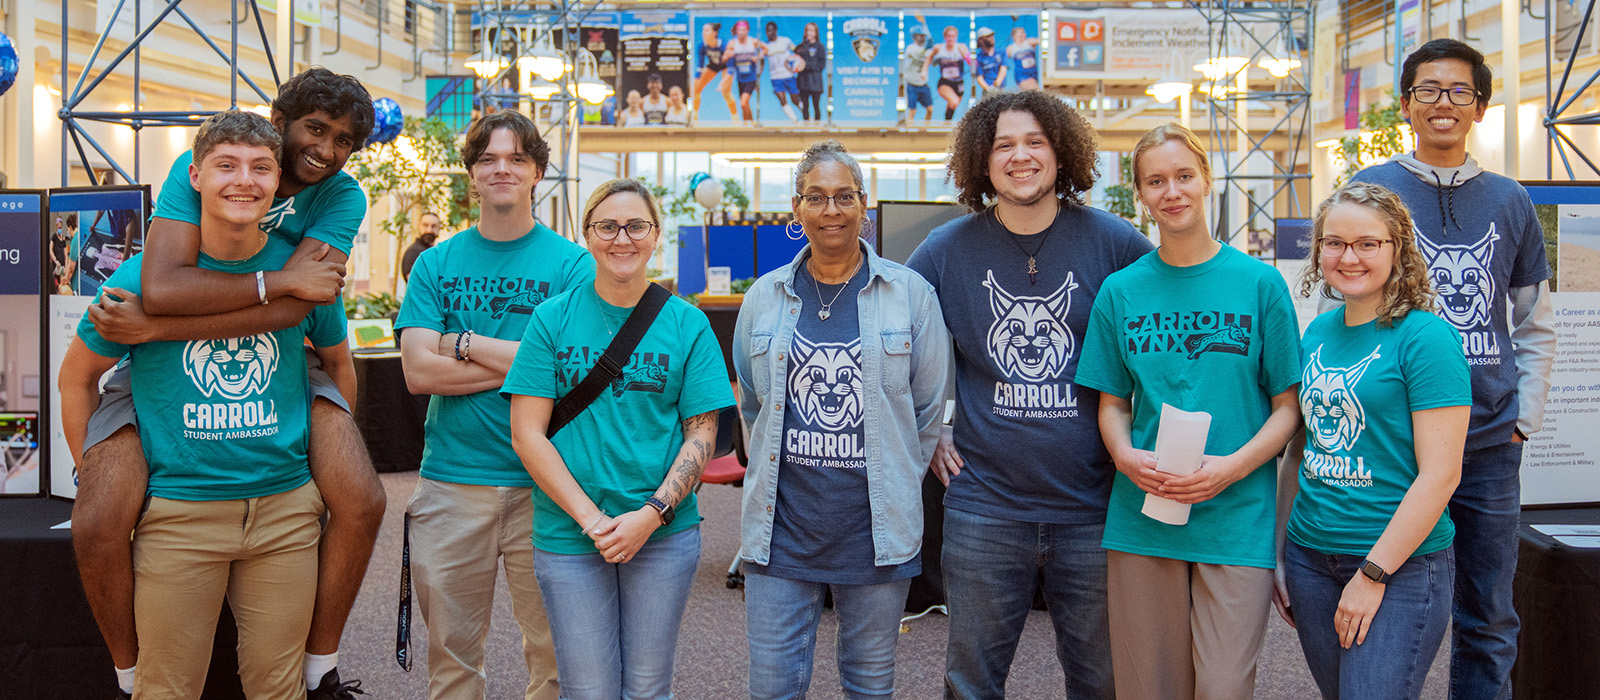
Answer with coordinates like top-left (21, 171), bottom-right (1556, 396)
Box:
top-left (132, 481), bottom-right (324, 700)
top-left (407, 477), bottom-right (558, 700)
top-left (1106, 550), bottom-right (1275, 700)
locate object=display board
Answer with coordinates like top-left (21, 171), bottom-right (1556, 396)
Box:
top-left (876, 200), bottom-right (966, 265)
top-left (1044, 8), bottom-right (1209, 81)
top-left (830, 11), bottom-right (901, 127)
top-left (1522, 181), bottom-right (1600, 506)
top-left (555, 12), bottom-right (620, 125)
top-left (618, 10), bottom-right (690, 128)
top-left (0, 190), bottom-right (47, 496)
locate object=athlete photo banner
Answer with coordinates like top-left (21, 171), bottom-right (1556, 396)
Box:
top-left (907, 11), bottom-right (972, 125)
top-left (1046, 8), bottom-right (1209, 81)
top-left (691, 13), bottom-right (746, 125)
top-left (618, 10), bottom-right (691, 128)
top-left (556, 12), bottom-right (620, 125)
top-left (975, 11), bottom-right (1043, 91)
top-left (830, 11), bottom-right (900, 127)
top-left (756, 14), bottom-right (820, 126)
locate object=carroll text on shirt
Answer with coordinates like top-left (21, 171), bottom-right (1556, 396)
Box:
top-left (1301, 450), bottom-right (1374, 488)
top-left (183, 400), bottom-right (279, 430)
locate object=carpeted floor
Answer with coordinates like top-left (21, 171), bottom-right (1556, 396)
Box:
top-left (330, 471), bottom-right (1448, 698)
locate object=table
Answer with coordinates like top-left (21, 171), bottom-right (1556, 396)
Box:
top-left (1512, 507), bottom-right (1600, 700)
top-left (352, 352), bottom-right (429, 473)
top-left (0, 498), bottom-right (247, 700)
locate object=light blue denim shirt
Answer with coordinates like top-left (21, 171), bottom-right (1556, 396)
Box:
top-left (733, 241), bottom-right (951, 567)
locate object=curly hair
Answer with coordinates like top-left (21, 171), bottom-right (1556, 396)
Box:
top-left (1299, 182), bottom-right (1437, 327)
top-left (945, 91), bottom-right (1100, 211)
top-left (272, 67), bottom-right (375, 150)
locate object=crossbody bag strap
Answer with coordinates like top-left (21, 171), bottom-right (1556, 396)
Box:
top-left (547, 282), bottom-right (671, 437)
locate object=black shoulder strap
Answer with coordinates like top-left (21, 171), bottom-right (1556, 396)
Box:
top-left (547, 282), bottom-right (671, 437)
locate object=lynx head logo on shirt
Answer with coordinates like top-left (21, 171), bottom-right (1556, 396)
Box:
top-left (183, 334), bottom-right (280, 399)
top-left (1302, 345), bottom-right (1381, 453)
top-left (985, 269), bottom-right (1077, 382)
top-left (789, 334), bottom-right (863, 431)
top-left (257, 197), bottom-right (296, 234)
top-left (1417, 225), bottom-right (1498, 329)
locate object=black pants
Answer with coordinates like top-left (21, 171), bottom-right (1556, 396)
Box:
top-left (799, 90), bottom-right (823, 120)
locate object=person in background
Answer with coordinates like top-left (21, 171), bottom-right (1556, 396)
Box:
top-left (902, 25), bottom-right (934, 125)
top-left (1347, 41), bottom-right (1556, 698)
top-left (641, 74), bottom-right (670, 126)
top-left (395, 109), bottom-right (592, 700)
top-left (734, 140), bottom-right (950, 700)
top-left (723, 20), bottom-right (767, 123)
top-left (1075, 123), bottom-right (1302, 700)
top-left (973, 28), bottom-right (1006, 95)
top-left (506, 178), bottom-right (734, 700)
top-left (925, 26), bottom-right (971, 122)
top-left (619, 90), bottom-right (646, 128)
top-left (794, 22), bottom-right (827, 122)
top-left (1281, 181), bottom-right (1469, 700)
top-left (1005, 27), bottom-right (1041, 91)
top-left (694, 22), bottom-right (737, 120)
top-left (764, 22), bottom-right (802, 123)
top-left (907, 90), bottom-right (1154, 699)
top-left (401, 210), bottom-right (443, 282)
top-left (52, 212), bottom-right (78, 293)
top-left (665, 86), bottom-right (691, 126)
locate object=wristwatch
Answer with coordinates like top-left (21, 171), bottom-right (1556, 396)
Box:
top-left (1360, 559), bottom-right (1392, 584)
top-left (644, 497), bottom-right (675, 526)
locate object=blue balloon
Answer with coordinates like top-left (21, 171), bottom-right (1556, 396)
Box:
top-left (0, 32), bottom-right (18, 98)
top-left (369, 97), bottom-right (403, 145)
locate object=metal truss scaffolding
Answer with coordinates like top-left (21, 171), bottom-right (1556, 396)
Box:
top-left (1195, 0), bottom-right (1313, 245)
top-left (58, 0), bottom-right (282, 186)
top-left (1545, 0), bottom-right (1600, 178)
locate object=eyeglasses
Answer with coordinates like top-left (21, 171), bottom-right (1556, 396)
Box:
top-left (1320, 238), bottom-right (1394, 259)
top-left (1407, 86), bottom-right (1480, 106)
top-left (588, 221), bottom-right (655, 241)
top-left (796, 191), bottom-right (864, 210)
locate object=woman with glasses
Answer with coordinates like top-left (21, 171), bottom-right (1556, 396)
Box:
top-left (732, 140), bottom-right (950, 699)
top-left (1281, 182), bottom-right (1470, 699)
top-left (505, 178), bottom-right (735, 700)
top-left (1075, 123), bottom-right (1303, 700)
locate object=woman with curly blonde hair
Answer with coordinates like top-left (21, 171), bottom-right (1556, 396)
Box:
top-left (1277, 181), bottom-right (1471, 699)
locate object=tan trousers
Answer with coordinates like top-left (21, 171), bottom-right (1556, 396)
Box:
top-left (132, 482), bottom-right (324, 700)
top-left (407, 477), bottom-right (558, 700)
top-left (1106, 550), bottom-right (1275, 700)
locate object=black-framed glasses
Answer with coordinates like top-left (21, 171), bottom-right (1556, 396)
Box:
top-left (1407, 86), bottom-right (1479, 106)
top-left (588, 221), bottom-right (655, 240)
top-left (796, 191), bottom-right (865, 210)
top-left (1320, 238), bottom-right (1394, 259)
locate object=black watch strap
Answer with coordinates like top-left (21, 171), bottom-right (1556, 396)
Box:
top-left (1360, 559), bottom-right (1392, 584)
top-left (644, 496), bottom-right (675, 525)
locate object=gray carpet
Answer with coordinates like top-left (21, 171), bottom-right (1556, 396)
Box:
top-left (330, 471), bottom-right (1447, 698)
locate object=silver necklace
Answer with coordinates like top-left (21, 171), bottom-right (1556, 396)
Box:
top-left (809, 257), bottom-right (862, 321)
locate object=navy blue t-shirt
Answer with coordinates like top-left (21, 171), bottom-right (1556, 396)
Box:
top-left (746, 262), bottom-right (920, 585)
top-left (908, 203), bottom-right (1154, 524)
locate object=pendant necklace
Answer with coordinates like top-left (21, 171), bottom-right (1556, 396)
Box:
top-left (994, 202), bottom-right (1058, 285)
top-left (809, 256), bottom-right (862, 320)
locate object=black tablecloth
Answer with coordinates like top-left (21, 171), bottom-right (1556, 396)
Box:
top-left (352, 352), bottom-right (428, 473)
top-left (1513, 507), bottom-right (1600, 700)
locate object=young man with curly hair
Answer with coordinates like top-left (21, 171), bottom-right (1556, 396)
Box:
top-left (70, 68), bottom-right (381, 699)
top-left (907, 90), bottom-right (1154, 700)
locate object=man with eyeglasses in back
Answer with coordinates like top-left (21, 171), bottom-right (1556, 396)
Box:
top-left (1348, 38), bottom-right (1555, 700)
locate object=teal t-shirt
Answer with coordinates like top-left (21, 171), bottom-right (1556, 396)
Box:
top-left (394, 224), bottom-right (594, 487)
top-left (76, 241), bottom-right (348, 501)
top-left (153, 150), bottom-right (367, 255)
top-left (501, 284), bottom-right (736, 555)
top-left (1288, 307), bottom-right (1471, 557)
top-left (1076, 246), bottom-right (1302, 568)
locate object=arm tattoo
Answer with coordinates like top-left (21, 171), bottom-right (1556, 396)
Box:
top-left (656, 410), bottom-right (720, 506)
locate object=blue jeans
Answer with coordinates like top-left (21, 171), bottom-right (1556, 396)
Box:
top-left (745, 572), bottom-right (912, 699)
top-left (533, 527), bottom-right (701, 700)
top-left (1285, 541), bottom-right (1453, 700)
top-left (940, 507), bottom-right (1113, 700)
top-left (1449, 442), bottom-right (1523, 700)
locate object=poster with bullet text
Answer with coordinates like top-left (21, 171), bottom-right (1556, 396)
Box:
top-left (619, 11), bottom-right (690, 128)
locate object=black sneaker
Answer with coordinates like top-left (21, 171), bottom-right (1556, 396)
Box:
top-left (114, 690), bottom-right (131, 700)
top-left (307, 668), bottom-right (366, 700)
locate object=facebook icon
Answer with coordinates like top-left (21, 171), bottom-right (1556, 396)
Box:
top-left (1061, 46), bottom-right (1080, 68)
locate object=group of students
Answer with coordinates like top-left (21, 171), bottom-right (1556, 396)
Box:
top-left (903, 24), bottom-right (1042, 123)
top-left (58, 37), bottom-right (1550, 700)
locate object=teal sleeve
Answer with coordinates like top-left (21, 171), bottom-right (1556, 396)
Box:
top-left (394, 249), bottom-right (446, 333)
top-left (563, 249), bottom-right (597, 292)
top-left (1259, 276), bottom-right (1304, 396)
top-left (76, 262), bottom-right (141, 359)
top-left (1403, 315), bottom-right (1472, 411)
top-left (501, 308), bottom-right (559, 400)
top-left (301, 176), bottom-right (366, 256)
top-left (151, 151), bottom-right (201, 227)
top-left (676, 309), bottom-right (736, 421)
top-left (1073, 289), bottom-right (1132, 398)
top-left (306, 301), bottom-right (348, 348)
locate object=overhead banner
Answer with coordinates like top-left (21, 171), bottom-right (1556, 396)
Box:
top-left (1045, 9), bottom-right (1209, 81)
top-left (691, 14), bottom-right (747, 125)
top-left (757, 14), bottom-right (819, 126)
top-left (905, 11), bottom-right (971, 124)
top-left (619, 10), bottom-right (691, 128)
top-left (830, 13), bottom-right (900, 127)
top-left (975, 11), bottom-right (1044, 91)
top-left (555, 13), bottom-right (620, 125)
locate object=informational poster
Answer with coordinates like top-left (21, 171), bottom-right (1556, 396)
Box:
top-left (618, 10), bottom-right (690, 128)
top-left (0, 190), bottom-right (46, 497)
top-left (902, 11), bottom-right (965, 124)
top-left (555, 12), bottom-right (620, 125)
top-left (1045, 9), bottom-right (1209, 81)
top-left (49, 187), bottom-right (148, 298)
top-left (1397, 0), bottom-right (1421, 56)
top-left (757, 14), bottom-right (819, 126)
top-left (975, 11), bottom-right (1043, 91)
top-left (1522, 183), bottom-right (1600, 506)
top-left (830, 12), bottom-right (901, 127)
top-left (691, 13), bottom-right (747, 125)
top-left (48, 295), bottom-right (92, 500)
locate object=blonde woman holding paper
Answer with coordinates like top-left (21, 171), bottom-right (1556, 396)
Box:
top-left (1075, 123), bottom-right (1304, 700)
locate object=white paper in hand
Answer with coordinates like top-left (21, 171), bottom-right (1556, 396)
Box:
top-left (1142, 404), bottom-right (1212, 526)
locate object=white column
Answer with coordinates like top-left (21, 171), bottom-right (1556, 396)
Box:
top-left (277, 0), bottom-right (294, 85)
top-left (1502, 0), bottom-right (1520, 177)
